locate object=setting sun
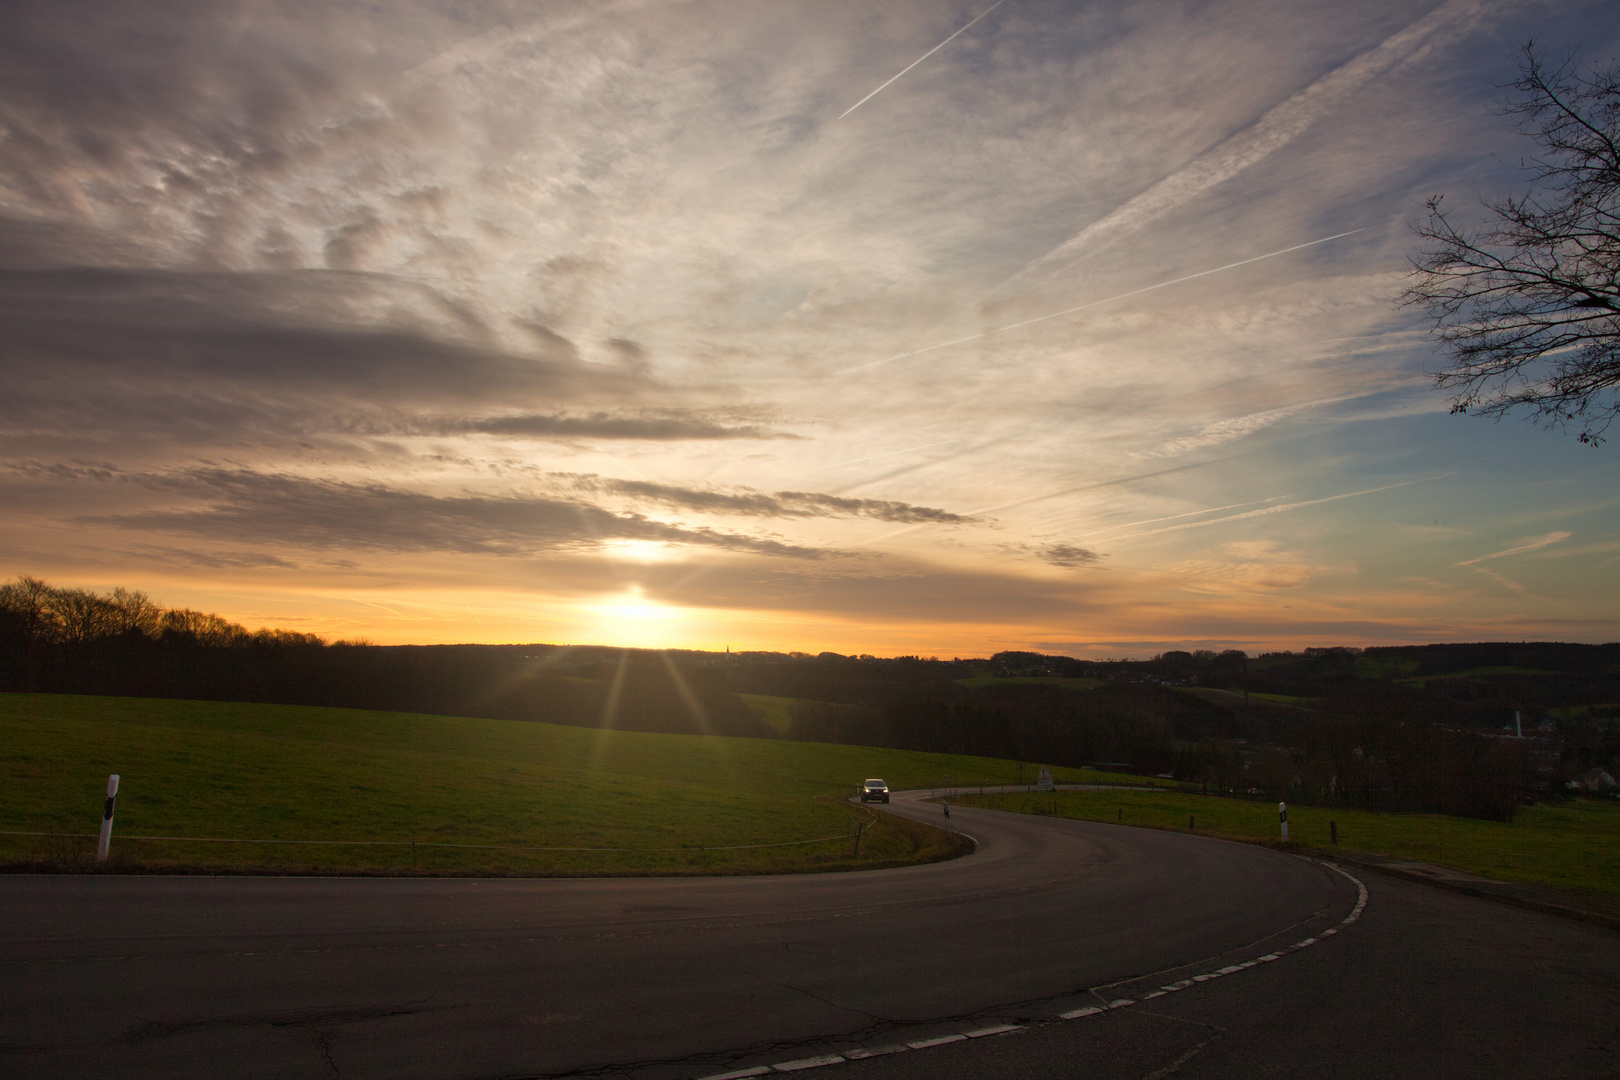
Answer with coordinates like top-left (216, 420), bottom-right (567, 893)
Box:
top-left (583, 590), bottom-right (686, 649)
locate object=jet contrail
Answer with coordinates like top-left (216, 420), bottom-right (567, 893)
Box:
top-left (845, 229), bottom-right (1363, 373)
top-left (966, 461), bottom-right (1220, 517)
top-left (1471, 567), bottom-right (1532, 596)
top-left (833, 437), bottom-right (1012, 494)
top-left (858, 461), bottom-right (1219, 546)
top-left (993, 0), bottom-right (1485, 293)
top-left (1112, 475), bottom-right (1450, 541)
top-left (1457, 531), bottom-right (1571, 566)
top-left (1076, 495), bottom-right (1292, 538)
top-left (821, 438), bottom-right (961, 470)
top-left (838, 1), bottom-right (1007, 119)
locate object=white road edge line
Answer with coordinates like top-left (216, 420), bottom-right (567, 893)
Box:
top-left (772, 1054), bottom-right (848, 1071)
top-left (906, 1034), bottom-right (968, 1049)
top-left (691, 854), bottom-right (1369, 1079)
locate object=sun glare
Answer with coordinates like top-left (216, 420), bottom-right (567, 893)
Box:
top-left (583, 589), bottom-right (685, 648)
top-left (601, 539), bottom-right (677, 563)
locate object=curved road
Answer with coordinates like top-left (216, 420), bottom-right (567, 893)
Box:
top-left (5, 791), bottom-right (1613, 1079)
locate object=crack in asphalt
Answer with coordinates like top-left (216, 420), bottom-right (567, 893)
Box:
top-left (1141, 1032), bottom-right (1223, 1080)
top-left (747, 966), bottom-right (891, 1024)
top-left (1126, 1010), bottom-right (1228, 1080)
top-left (314, 1028), bottom-right (341, 1079)
top-left (0, 997), bottom-right (451, 1057)
top-left (115, 999), bottom-right (448, 1046)
top-left (0, 875), bottom-right (1090, 969)
top-left (0, 883), bottom-right (1086, 969)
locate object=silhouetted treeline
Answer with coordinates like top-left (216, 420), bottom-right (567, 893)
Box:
top-left (5, 575), bottom-right (1617, 822)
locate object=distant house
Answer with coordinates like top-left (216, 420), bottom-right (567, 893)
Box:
top-left (1566, 768), bottom-right (1617, 792)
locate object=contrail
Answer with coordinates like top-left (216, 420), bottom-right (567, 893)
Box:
top-left (1457, 531), bottom-right (1571, 566)
top-left (1112, 475), bottom-right (1450, 541)
top-left (838, 0), bottom-right (1007, 119)
top-left (343, 594), bottom-right (405, 616)
top-left (1076, 495), bottom-right (1292, 538)
top-left (821, 438), bottom-right (961, 470)
top-left (993, 0), bottom-right (1485, 293)
top-left (1471, 567), bottom-right (1532, 596)
top-left (966, 461), bottom-right (1219, 516)
top-left (858, 461), bottom-right (1217, 545)
top-left (845, 229), bottom-right (1363, 373)
top-left (833, 437), bottom-right (1012, 494)
top-left (600, 452), bottom-right (652, 482)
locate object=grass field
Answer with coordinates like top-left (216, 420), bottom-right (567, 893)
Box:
top-left (957, 788), bottom-right (1620, 895)
top-left (952, 675), bottom-right (1101, 689)
top-left (0, 693), bottom-right (1093, 877)
top-left (737, 694), bottom-right (796, 735)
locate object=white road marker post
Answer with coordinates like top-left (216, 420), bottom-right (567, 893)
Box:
top-left (96, 774), bottom-right (119, 862)
top-left (1278, 801), bottom-right (1288, 843)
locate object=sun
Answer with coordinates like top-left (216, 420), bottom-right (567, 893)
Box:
top-left (582, 588), bottom-right (684, 648)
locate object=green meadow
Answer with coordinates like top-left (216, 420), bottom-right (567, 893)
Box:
top-left (0, 693), bottom-right (1086, 876)
top-left (958, 788), bottom-right (1620, 895)
top-left (736, 694), bottom-right (797, 735)
top-left (951, 674), bottom-right (1102, 690)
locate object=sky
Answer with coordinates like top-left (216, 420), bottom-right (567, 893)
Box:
top-left (2, 0), bottom-right (1619, 657)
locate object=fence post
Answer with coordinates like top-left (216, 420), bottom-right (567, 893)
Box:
top-left (96, 775), bottom-right (119, 862)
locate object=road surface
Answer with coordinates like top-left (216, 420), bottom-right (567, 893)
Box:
top-left (4, 790), bottom-right (1614, 1079)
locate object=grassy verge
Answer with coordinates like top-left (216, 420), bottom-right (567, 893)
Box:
top-left (737, 694), bottom-right (797, 735)
top-left (0, 693), bottom-right (1069, 876)
top-left (955, 789), bottom-right (1620, 895)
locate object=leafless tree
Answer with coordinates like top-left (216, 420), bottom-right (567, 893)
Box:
top-left (48, 587), bottom-right (117, 644)
top-left (1402, 44), bottom-right (1620, 444)
top-left (160, 607), bottom-right (249, 646)
top-left (107, 587), bottom-right (163, 638)
top-left (0, 575), bottom-right (59, 645)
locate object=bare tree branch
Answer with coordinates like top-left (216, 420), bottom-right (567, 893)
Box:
top-left (1401, 43), bottom-right (1620, 445)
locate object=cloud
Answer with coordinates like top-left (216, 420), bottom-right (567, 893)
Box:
top-left (0, 265), bottom-right (595, 396)
top-left (0, 262), bottom-right (668, 461)
top-left (1036, 544), bottom-right (1104, 568)
top-left (1037, 639), bottom-right (1256, 654)
top-left (573, 477), bottom-right (974, 524)
top-left (79, 468), bottom-right (822, 559)
top-left (611, 555), bottom-right (1117, 623)
top-left (1, 0), bottom-right (1613, 654)
top-left (466, 412), bottom-right (801, 441)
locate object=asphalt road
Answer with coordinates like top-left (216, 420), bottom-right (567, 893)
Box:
top-left (4, 791), bottom-right (1614, 1079)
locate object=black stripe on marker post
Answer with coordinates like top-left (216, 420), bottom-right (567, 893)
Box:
top-left (96, 775), bottom-right (119, 862)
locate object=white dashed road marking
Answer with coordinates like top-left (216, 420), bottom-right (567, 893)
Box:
top-left (688, 859), bottom-right (1368, 1080)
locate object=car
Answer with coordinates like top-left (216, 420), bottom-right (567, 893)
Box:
top-left (860, 778), bottom-right (890, 803)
